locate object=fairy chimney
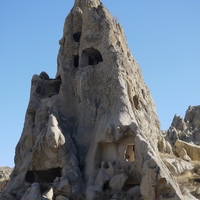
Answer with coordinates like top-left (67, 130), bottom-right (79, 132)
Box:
top-left (2, 0), bottom-right (192, 199)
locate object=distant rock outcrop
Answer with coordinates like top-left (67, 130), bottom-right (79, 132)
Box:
top-left (162, 106), bottom-right (200, 198)
top-left (166, 106), bottom-right (200, 146)
top-left (2, 0), bottom-right (200, 200)
top-left (0, 167), bottom-right (12, 197)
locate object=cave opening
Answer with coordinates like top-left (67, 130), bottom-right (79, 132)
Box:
top-left (74, 55), bottom-right (79, 68)
top-left (89, 56), bottom-right (94, 65)
top-left (35, 76), bottom-right (62, 98)
top-left (124, 143), bottom-right (135, 162)
top-left (103, 181), bottom-right (111, 192)
top-left (73, 32), bottom-right (81, 42)
top-left (25, 167), bottom-right (62, 192)
top-left (81, 47), bottom-right (103, 67)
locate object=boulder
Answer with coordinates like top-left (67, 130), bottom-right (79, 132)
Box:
top-left (21, 183), bottom-right (42, 200)
top-left (109, 173), bottom-right (128, 191)
top-left (127, 186), bottom-right (141, 198)
top-left (175, 140), bottom-right (200, 161)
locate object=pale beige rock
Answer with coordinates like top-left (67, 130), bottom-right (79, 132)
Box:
top-left (42, 186), bottom-right (53, 200)
top-left (161, 105), bottom-right (200, 198)
top-left (196, 186), bottom-right (200, 196)
top-left (45, 114), bottom-right (65, 152)
top-left (0, 167), bottom-right (12, 182)
top-left (167, 106), bottom-right (200, 144)
top-left (185, 106), bottom-right (200, 129)
top-left (163, 157), bottom-right (193, 176)
top-left (171, 115), bottom-right (187, 131)
top-left (158, 135), bottom-right (173, 154)
top-left (2, 0), bottom-right (197, 200)
top-left (109, 173), bottom-right (128, 191)
top-left (182, 188), bottom-right (199, 200)
top-left (175, 140), bottom-right (200, 161)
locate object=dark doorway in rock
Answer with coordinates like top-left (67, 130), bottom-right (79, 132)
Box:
top-left (81, 48), bottom-right (103, 67)
top-left (74, 55), bottom-right (79, 68)
top-left (25, 167), bottom-right (62, 192)
top-left (103, 181), bottom-right (111, 192)
top-left (35, 76), bottom-right (61, 98)
top-left (89, 56), bottom-right (94, 65)
top-left (124, 180), bottom-right (140, 191)
top-left (124, 143), bottom-right (135, 162)
top-left (25, 171), bottom-right (35, 183)
top-left (73, 32), bottom-right (81, 42)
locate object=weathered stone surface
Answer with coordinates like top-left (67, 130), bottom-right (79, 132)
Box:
top-left (175, 140), bottom-right (200, 161)
top-left (21, 183), bottom-right (41, 200)
top-left (196, 186), bottom-right (200, 196)
top-left (185, 106), bottom-right (200, 129)
top-left (171, 114), bottom-right (187, 131)
top-left (0, 167), bottom-right (12, 183)
top-left (55, 195), bottom-right (69, 200)
top-left (1, 0), bottom-right (198, 200)
top-left (126, 186), bottom-right (141, 198)
top-left (160, 105), bottom-right (200, 199)
top-left (94, 161), bottom-right (114, 190)
top-left (0, 167), bottom-right (12, 196)
top-left (109, 173), bottom-right (128, 191)
top-left (166, 106), bottom-right (200, 145)
top-left (163, 157), bottom-right (193, 175)
top-left (42, 186), bottom-right (53, 200)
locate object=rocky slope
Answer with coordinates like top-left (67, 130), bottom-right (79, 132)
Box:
top-left (160, 105), bottom-right (200, 199)
top-left (1, 0), bottom-right (200, 200)
top-left (0, 167), bottom-right (12, 197)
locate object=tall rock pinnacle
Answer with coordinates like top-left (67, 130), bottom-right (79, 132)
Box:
top-left (1, 1), bottom-right (195, 200)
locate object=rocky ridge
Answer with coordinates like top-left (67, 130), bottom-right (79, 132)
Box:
top-left (1, 0), bottom-right (200, 200)
top-left (160, 106), bottom-right (200, 199)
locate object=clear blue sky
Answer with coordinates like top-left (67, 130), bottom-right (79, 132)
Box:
top-left (0, 0), bottom-right (200, 167)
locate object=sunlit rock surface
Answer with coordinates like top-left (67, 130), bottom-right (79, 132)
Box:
top-left (2, 0), bottom-right (200, 200)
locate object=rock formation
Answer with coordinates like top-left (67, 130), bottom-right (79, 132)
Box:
top-left (2, 0), bottom-right (200, 199)
top-left (0, 167), bottom-right (12, 197)
top-left (160, 106), bottom-right (200, 199)
top-left (167, 106), bottom-right (200, 145)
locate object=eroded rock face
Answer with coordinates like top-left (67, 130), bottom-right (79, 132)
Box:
top-left (1, 0), bottom-right (194, 200)
top-left (158, 106), bottom-right (200, 199)
top-left (165, 106), bottom-right (200, 146)
top-left (0, 167), bottom-right (13, 196)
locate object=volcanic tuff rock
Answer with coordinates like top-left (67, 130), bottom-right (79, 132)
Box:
top-left (166, 106), bottom-right (200, 145)
top-left (2, 0), bottom-right (200, 200)
top-left (159, 106), bottom-right (200, 199)
top-left (0, 167), bottom-right (12, 197)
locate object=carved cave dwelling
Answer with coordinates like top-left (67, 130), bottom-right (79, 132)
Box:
top-left (2, 0), bottom-right (200, 200)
